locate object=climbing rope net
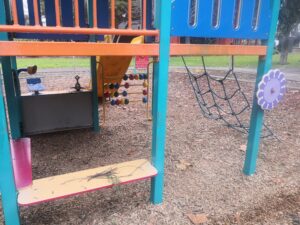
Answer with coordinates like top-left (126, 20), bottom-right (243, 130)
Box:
top-left (182, 56), bottom-right (273, 138)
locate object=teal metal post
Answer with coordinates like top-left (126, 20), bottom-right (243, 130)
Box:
top-left (0, 76), bottom-right (21, 225)
top-left (88, 0), bottom-right (100, 132)
top-left (150, 0), bottom-right (172, 204)
top-left (243, 0), bottom-right (281, 175)
top-left (0, 1), bottom-right (21, 223)
top-left (90, 57), bottom-right (100, 132)
top-left (0, 0), bottom-right (22, 139)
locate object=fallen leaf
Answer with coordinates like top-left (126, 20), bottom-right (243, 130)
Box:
top-left (235, 212), bottom-right (241, 225)
top-left (176, 160), bottom-right (193, 171)
top-left (186, 213), bottom-right (208, 224)
top-left (272, 178), bottom-right (283, 184)
top-left (239, 145), bottom-right (247, 152)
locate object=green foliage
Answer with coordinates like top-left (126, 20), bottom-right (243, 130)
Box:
top-left (278, 0), bottom-right (300, 36)
top-left (277, 0), bottom-right (300, 64)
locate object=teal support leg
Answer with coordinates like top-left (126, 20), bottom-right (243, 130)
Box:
top-left (243, 0), bottom-right (281, 175)
top-left (88, 0), bottom-right (100, 132)
top-left (150, 0), bottom-right (171, 204)
top-left (90, 56), bottom-right (100, 132)
top-left (0, 0), bottom-right (22, 139)
top-left (0, 78), bottom-right (21, 225)
top-left (1, 57), bottom-right (23, 139)
top-left (0, 1), bottom-right (21, 223)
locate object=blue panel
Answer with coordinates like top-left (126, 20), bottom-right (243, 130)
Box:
top-left (145, 0), bottom-right (154, 43)
top-left (15, 0), bottom-right (25, 25)
top-left (45, 0), bottom-right (56, 26)
top-left (238, 0), bottom-right (255, 37)
top-left (97, 0), bottom-right (109, 28)
top-left (79, 0), bottom-right (87, 27)
top-left (171, 0), bottom-right (272, 39)
top-left (15, 0), bottom-right (89, 41)
top-left (95, 0), bottom-right (109, 41)
top-left (218, 0), bottom-right (235, 34)
top-left (27, 0), bottom-right (35, 25)
top-left (61, 0), bottom-right (74, 27)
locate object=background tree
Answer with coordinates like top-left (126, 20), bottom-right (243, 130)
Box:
top-left (277, 0), bottom-right (300, 64)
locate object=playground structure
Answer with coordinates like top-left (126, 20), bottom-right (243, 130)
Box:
top-left (0, 0), bottom-right (281, 224)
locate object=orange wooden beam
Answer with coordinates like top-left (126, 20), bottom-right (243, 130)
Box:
top-left (0, 42), bottom-right (267, 57)
top-left (0, 42), bottom-right (159, 56)
top-left (0, 25), bottom-right (159, 36)
top-left (170, 44), bottom-right (267, 56)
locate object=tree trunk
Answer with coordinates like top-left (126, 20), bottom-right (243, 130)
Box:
top-left (280, 49), bottom-right (289, 65)
top-left (279, 36), bottom-right (290, 65)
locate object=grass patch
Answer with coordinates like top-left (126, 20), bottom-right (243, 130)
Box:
top-left (171, 53), bottom-right (300, 68)
top-left (16, 57), bottom-right (90, 69)
top-left (14, 53), bottom-right (300, 69)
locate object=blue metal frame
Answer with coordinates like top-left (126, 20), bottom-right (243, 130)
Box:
top-left (243, 0), bottom-right (281, 175)
top-left (171, 0), bottom-right (272, 39)
top-left (150, 0), bottom-right (172, 204)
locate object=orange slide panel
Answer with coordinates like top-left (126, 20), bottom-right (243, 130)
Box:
top-left (0, 42), bottom-right (267, 56)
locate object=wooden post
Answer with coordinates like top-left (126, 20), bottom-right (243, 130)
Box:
top-left (243, 0), bottom-right (281, 175)
top-left (150, 0), bottom-right (171, 204)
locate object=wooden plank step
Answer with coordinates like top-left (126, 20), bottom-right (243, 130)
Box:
top-left (18, 159), bottom-right (157, 206)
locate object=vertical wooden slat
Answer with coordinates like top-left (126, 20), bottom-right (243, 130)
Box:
top-left (55, 0), bottom-right (61, 26)
top-left (11, 0), bottom-right (19, 24)
top-left (143, 0), bottom-right (146, 29)
top-left (128, 0), bottom-right (132, 29)
top-left (33, 0), bottom-right (40, 25)
top-left (74, 0), bottom-right (80, 27)
top-left (111, 0), bottom-right (115, 28)
top-left (93, 0), bottom-right (97, 28)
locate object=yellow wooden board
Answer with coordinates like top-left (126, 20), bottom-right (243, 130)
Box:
top-left (18, 159), bottom-right (157, 206)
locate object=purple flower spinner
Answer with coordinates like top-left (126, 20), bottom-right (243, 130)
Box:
top-left (257, 69), bottom-right (286, 110)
